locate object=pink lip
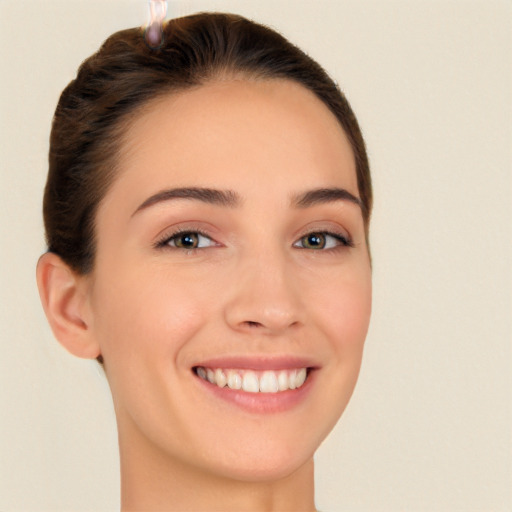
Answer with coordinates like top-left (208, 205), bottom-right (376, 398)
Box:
top-left (191, 356), bottom-right (319, 414)
top-left (193, 355), bottom-right (319, 371)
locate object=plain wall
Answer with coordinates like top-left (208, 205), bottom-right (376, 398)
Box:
top-left (0, 0), bottom-right (510, 510)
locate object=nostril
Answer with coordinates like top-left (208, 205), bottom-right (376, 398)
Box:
top-left (246, 321), bottom-right (262, 328)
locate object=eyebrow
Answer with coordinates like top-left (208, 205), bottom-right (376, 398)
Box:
top-left (292, 187), bottom-right (364, 211)
top-left (132, 186), bottom-right (364, 217)
top-left (132, 187), bottom-right (241, 216)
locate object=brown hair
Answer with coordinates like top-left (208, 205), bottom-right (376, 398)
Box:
top-left (44, 12), bottom-right (372, 274)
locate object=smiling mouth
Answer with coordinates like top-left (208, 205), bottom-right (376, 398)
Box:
top-left (193, 367), bottom-right (309, 393)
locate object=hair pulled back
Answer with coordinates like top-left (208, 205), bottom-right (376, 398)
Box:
top-left (44, 12), bottom-right (372, 274)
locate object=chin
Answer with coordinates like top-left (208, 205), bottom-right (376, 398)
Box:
top-left (184, 417), bottom-right (331, 484)
top-left (205, 446), bottom-right (315, 483)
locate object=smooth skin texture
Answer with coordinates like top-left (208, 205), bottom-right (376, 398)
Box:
top-left (37, 79), bottom-right (372, 511)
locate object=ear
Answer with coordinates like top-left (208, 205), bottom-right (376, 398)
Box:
top-left (36, 252), bottom-right (101, 359)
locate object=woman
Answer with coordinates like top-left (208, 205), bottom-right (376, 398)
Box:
top-left (36, 12), bottom-right (372, 511)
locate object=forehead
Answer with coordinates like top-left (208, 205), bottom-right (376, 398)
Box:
top-left (110, 79), bottom-right (357, 208)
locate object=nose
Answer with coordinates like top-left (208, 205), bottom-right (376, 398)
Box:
top-left (223, 252), bottom-right (304, 336)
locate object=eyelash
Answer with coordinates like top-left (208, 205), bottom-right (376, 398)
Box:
top-left (154, 228), bottom-right (354, 252)
top-left (154, 228), bottom-right (215, 250)
top-left (294, 231), bottom-right (354, 250)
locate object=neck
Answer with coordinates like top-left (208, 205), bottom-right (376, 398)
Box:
top-left (118, 422), bottom-right (316, 512)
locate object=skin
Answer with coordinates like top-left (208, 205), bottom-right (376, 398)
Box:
top-left (37, 78), bottom-right (372, 511)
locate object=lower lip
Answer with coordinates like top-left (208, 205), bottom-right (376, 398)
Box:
top-left (193, 370), bottom-right (316, 414)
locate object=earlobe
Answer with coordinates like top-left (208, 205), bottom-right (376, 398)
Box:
top-left (36, 252), bottom-right (101, 359)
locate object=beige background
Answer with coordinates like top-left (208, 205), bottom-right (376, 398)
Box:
top-left (1, 0), bottom-right (511, 510)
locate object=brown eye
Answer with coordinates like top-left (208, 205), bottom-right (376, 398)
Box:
top-left (174, 232), bottom-right (199, 249)
top-left (301, 233), bottom-right (326, 249)
top-left (293, 231), bottom-right (352, 250)
top-left (158, 231), bottom-right (217, 250)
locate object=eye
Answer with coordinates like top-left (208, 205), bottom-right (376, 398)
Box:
top-left (294, 231), bottom-right (352, 250)
top-left (157, 230), bottom-right (217, 250)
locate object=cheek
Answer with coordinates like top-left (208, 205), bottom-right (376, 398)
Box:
top-left (89, 263), bottom-right (216, 372)
top-left (312, 266), bottom-right (372, 354)
top-left (294, 264), bottom-right (371, 443)
top-left (307, 262), bottom-right (371, 412)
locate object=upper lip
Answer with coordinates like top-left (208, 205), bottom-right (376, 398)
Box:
top-left (192, 355), bottom-right (320, 371)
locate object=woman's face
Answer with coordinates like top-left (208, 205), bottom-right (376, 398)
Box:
top-left (85, 79), bottom-right (372, 481)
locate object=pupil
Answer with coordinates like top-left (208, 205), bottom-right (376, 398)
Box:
top-left (179, 233), bottom-right (197, 248)
top-left (306, 234), bottom-right (325, 248)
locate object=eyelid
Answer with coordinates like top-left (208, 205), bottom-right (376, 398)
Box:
top-left (152, 222), bottom-right (355, 251)
top-left (293, 219), bottom-right (354, 244)
top-left (153, 225), bottom-right (221, 250)
top-left (293, 229), bottom-right (354, 250)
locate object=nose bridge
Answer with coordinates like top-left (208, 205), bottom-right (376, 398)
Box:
top-left (223, 243), bottom-right (302, 334)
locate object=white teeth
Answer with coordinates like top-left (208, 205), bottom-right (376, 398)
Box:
top-left (242, 371), bottom-right (260, 393)
top-left (277, 370), bottom-right (288, 391)
top-left (227, 370), bottom-right (242, 390)
top-left (295, 368), bottom-right (307, 388)
top-left (259, 371), bottom-right (278, 393)
top-left (196, 367), bottom-right (309, 393)
top-left (289, 370), bottom-right (297, 390)
top-left (214, 369), bottom-right (227, 388)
